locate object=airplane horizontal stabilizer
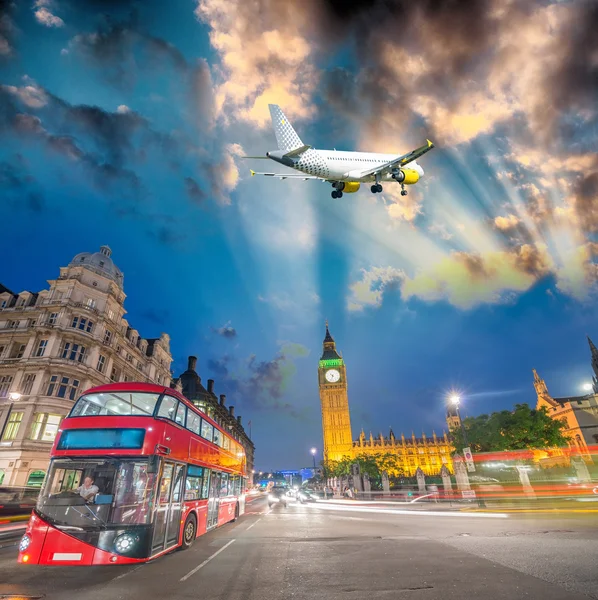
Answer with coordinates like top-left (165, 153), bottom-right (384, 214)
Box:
top-left (283, 145), bottom-right (312, 158)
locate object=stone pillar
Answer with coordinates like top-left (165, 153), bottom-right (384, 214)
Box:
top-left (415, 467), bottom-right (426, 493)
top-left (572, 457), bottom-right (591, 482)
top-left (381, 471), bottom-right (390, 494)
top-left (363, 474), bottom-right (371, 496)
top-left (453, 457), bottom-right (471, 491)
top-left (516, 466), bottom-right (536, 498)
top-left (440, 464), bottom-right (453, 494)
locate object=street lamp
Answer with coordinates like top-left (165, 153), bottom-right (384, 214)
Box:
top-left (310, 447), bottom-right (317, 470)
top-left (1, 392), bottom-right (23, 441)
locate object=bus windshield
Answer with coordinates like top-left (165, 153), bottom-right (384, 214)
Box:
top-left (36, 458), bottom-right (157, 528)
top-left (70, 392), bottom-right (161, 417)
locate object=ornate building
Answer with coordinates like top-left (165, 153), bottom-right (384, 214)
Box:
top-left (533, 336), bottom-right (598, 459)
top-left (0, 246), bottom-right (173, 486)
top-left (175, 356), bottom-right (255, 479)
top-left (318, 323), bottom-right (453, 476)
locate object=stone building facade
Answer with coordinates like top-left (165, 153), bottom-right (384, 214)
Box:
top-left (533, 337), bottom-right (598, 460)
top-left (0, 246), bottom-right (173, 486)
top-left (318, 323), bottom-right (453, 476)
top-left (174, 356), bottom-right (255, 479)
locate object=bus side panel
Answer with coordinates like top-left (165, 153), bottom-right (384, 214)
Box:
top-left (217, 498), bottom-right (237, 526)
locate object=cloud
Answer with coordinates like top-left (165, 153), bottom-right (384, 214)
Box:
top-left (0, 156), bottom-right (45, 214)
top-left (494, 214), bottom-right (520, 231)
top-left (116, 104), bottom-right (130, 114)
top-left (213, 321), bottom-right (237, 339)
top-left (184, 176), bottom-right (206, 204)
top-left (2, 78), bottom-right (48, 108)
top-left (347, 266), bottom-right (404, 312)
top-left (401, 245), bottom-right (553, 309)
top-left (34, 5), bottom-right (64, 28)
top-left (0, 2), bottom-right (16, 57)
top-left (194, 0), bottom-right (317, 127)
top-left (208, 343), bottom-right (310, 417)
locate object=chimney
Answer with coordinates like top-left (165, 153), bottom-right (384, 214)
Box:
top-left (219, 394), bottom-right (226, 406)
top-left (229, 406), bottom-right (235, 417)
top-left (187, 356), bottom-right (197, 372)
top-left (207, 379), bottom-right (214, 394)
top-left (237, 415), bottom-right (242, 426)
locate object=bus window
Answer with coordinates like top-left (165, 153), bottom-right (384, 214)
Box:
top-left (201, 419), bottom-right (213, 442)
top-left (159, 464), bottom-right (174, 502)
top-left (175, 403), bottom-right (187, 427)
top-left (213, 428), bottom-right (222, 447)
top-left (187, 411), bottom-right (201, 435)
top-left (71, 392), bottom-right (161, 417)
top-left (157, 396), bottom-right (177, 421)
top-left (185, 466), bottom-right (203, 500)
top-left (220, 473), bottom-right (229, 497)
top-left (201, 469), bottom-right (211, 499)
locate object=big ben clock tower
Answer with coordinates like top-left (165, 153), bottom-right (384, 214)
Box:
top-left (318, 322), bottom-right (354, 463)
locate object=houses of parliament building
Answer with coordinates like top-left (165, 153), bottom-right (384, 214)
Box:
top-left (318, 323), bottom-right (454, 477)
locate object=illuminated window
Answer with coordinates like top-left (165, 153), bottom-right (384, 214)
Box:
top-left (30, 413), bottom-right (62, 442)
top-left (2, 411), bottom-right (23, 440)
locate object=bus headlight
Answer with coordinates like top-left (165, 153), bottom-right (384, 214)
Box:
top-left (114, 533), bottom-right (138, 554)
top-left (19, 534), bottom-right (31, 553)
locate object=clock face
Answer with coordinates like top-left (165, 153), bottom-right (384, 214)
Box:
top-left (325, 369), bottom-right (340, 383)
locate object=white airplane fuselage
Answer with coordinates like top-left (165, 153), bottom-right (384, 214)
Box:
top-left (266, 149), bottom-right (425, 183)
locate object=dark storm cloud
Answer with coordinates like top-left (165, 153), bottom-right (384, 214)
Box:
top-left (542, 1), bottom-right (598, 140)
top-left (184, 176), bottom-right (206, 204)
top-left (208, 356), bottom-right (230, 378)
top-left (0, 157), bottom-right (45, 214)
top-left (0, 0), bottom-right (15, 58)
top-left (455, 252), bottom-right (488, 279)
top-left (139, 308), bottom-right (170, 325)
top-left (213, 322), bottom-right (237, 339)
top-left (575, 172), bottom-right (598, 233)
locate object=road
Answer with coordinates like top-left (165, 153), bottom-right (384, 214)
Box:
top-left (0, 494), bottom-right (597, 600)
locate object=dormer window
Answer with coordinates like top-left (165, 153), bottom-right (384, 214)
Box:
top-left (80, 257), bottom-right (85, 262)
top-left (99, 260), bottom-right (105, 267)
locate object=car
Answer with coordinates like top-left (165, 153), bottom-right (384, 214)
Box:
top-left (268, 487), bottom-right (288, 508)
top-left (298, 489), bottom-right (318, 503)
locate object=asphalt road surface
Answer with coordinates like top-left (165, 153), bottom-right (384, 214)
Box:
top-left (1, 495), bottom-right (597, 600)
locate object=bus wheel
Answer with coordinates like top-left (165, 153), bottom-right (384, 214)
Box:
top-left (181, 514), bottom-right (197, 550)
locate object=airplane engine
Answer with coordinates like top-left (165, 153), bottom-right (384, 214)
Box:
top-left (392, 169), bottom-right (420, 185)
top-left (337, 182), bottom-right (361, 193)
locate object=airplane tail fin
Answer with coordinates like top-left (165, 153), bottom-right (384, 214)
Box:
top-left (268, 104), bottom-right (304, 152)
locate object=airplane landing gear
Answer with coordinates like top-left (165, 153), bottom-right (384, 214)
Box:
top-left (371, 184), bottom-right (383, 193)
top-left (331, 190), bottom-right (343, 198)
top-left (400, 184), bottom-right (407, 196)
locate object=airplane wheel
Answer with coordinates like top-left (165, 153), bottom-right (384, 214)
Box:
top-left (337, 191), bottom-right (343, 198)
top-left (401, 190), bottom-right (407, 196)
top-left (370, 185), bottom-right (378, 193)
top-left (376, 184), bottom-right (383, 193)
top-left (331, 191), bottom-right (338, 198)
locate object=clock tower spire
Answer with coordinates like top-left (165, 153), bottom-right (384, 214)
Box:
top-left (318, 321), bottom-right (353, 463)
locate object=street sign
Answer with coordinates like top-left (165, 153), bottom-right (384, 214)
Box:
top-left (463, 447), bottom-right (476, 472)
top-left (461, 490), bottom-right (476, 499)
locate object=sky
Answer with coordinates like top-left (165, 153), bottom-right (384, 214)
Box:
top-left (1, 0), bottom-right (598, 471)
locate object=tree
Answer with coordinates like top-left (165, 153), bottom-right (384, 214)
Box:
top-left (324, 452), bottom-right (406, 481)
top-left (450, 403), bottom-right (568, 453)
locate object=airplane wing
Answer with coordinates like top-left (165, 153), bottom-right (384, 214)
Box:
top-left (250, 170), bottom-right (326, 181)
top-left (357, 139), bottom-right (434, 178)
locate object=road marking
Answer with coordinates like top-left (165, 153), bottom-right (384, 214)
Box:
top-left (111, 565), bottom-right (144, 581)
top-left (180, 539), bottom-right (236, 582)
top-left (263, 509), bottom-right (272, 515)
top-left (245, 518), bottom-right (261, 531)
top-left (301, 503), bottom-right (508, 519)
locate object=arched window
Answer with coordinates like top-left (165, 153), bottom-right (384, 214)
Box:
top-left (27, 470), bottom-right (46, 488)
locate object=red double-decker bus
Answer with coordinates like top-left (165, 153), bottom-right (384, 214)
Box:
top-left (18, 382), bottom-right (248, 565)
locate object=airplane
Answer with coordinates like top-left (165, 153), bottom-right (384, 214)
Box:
top-left (245, 104), bottom-right (434, 199)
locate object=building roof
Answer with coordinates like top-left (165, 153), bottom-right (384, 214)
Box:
top-left (70, 245), bottom-right (124, 289)
top-left (551, 395), bottom-right (586, 406)
top-left (321, 321), bottom-right (341, 361)
top-left (0, 283), bottom-right (15, 295)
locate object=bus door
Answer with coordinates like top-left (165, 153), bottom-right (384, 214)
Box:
top-left (151, 462), bottom-right (185, 553)
top-left (206, 471), bottom-right (221, 530)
